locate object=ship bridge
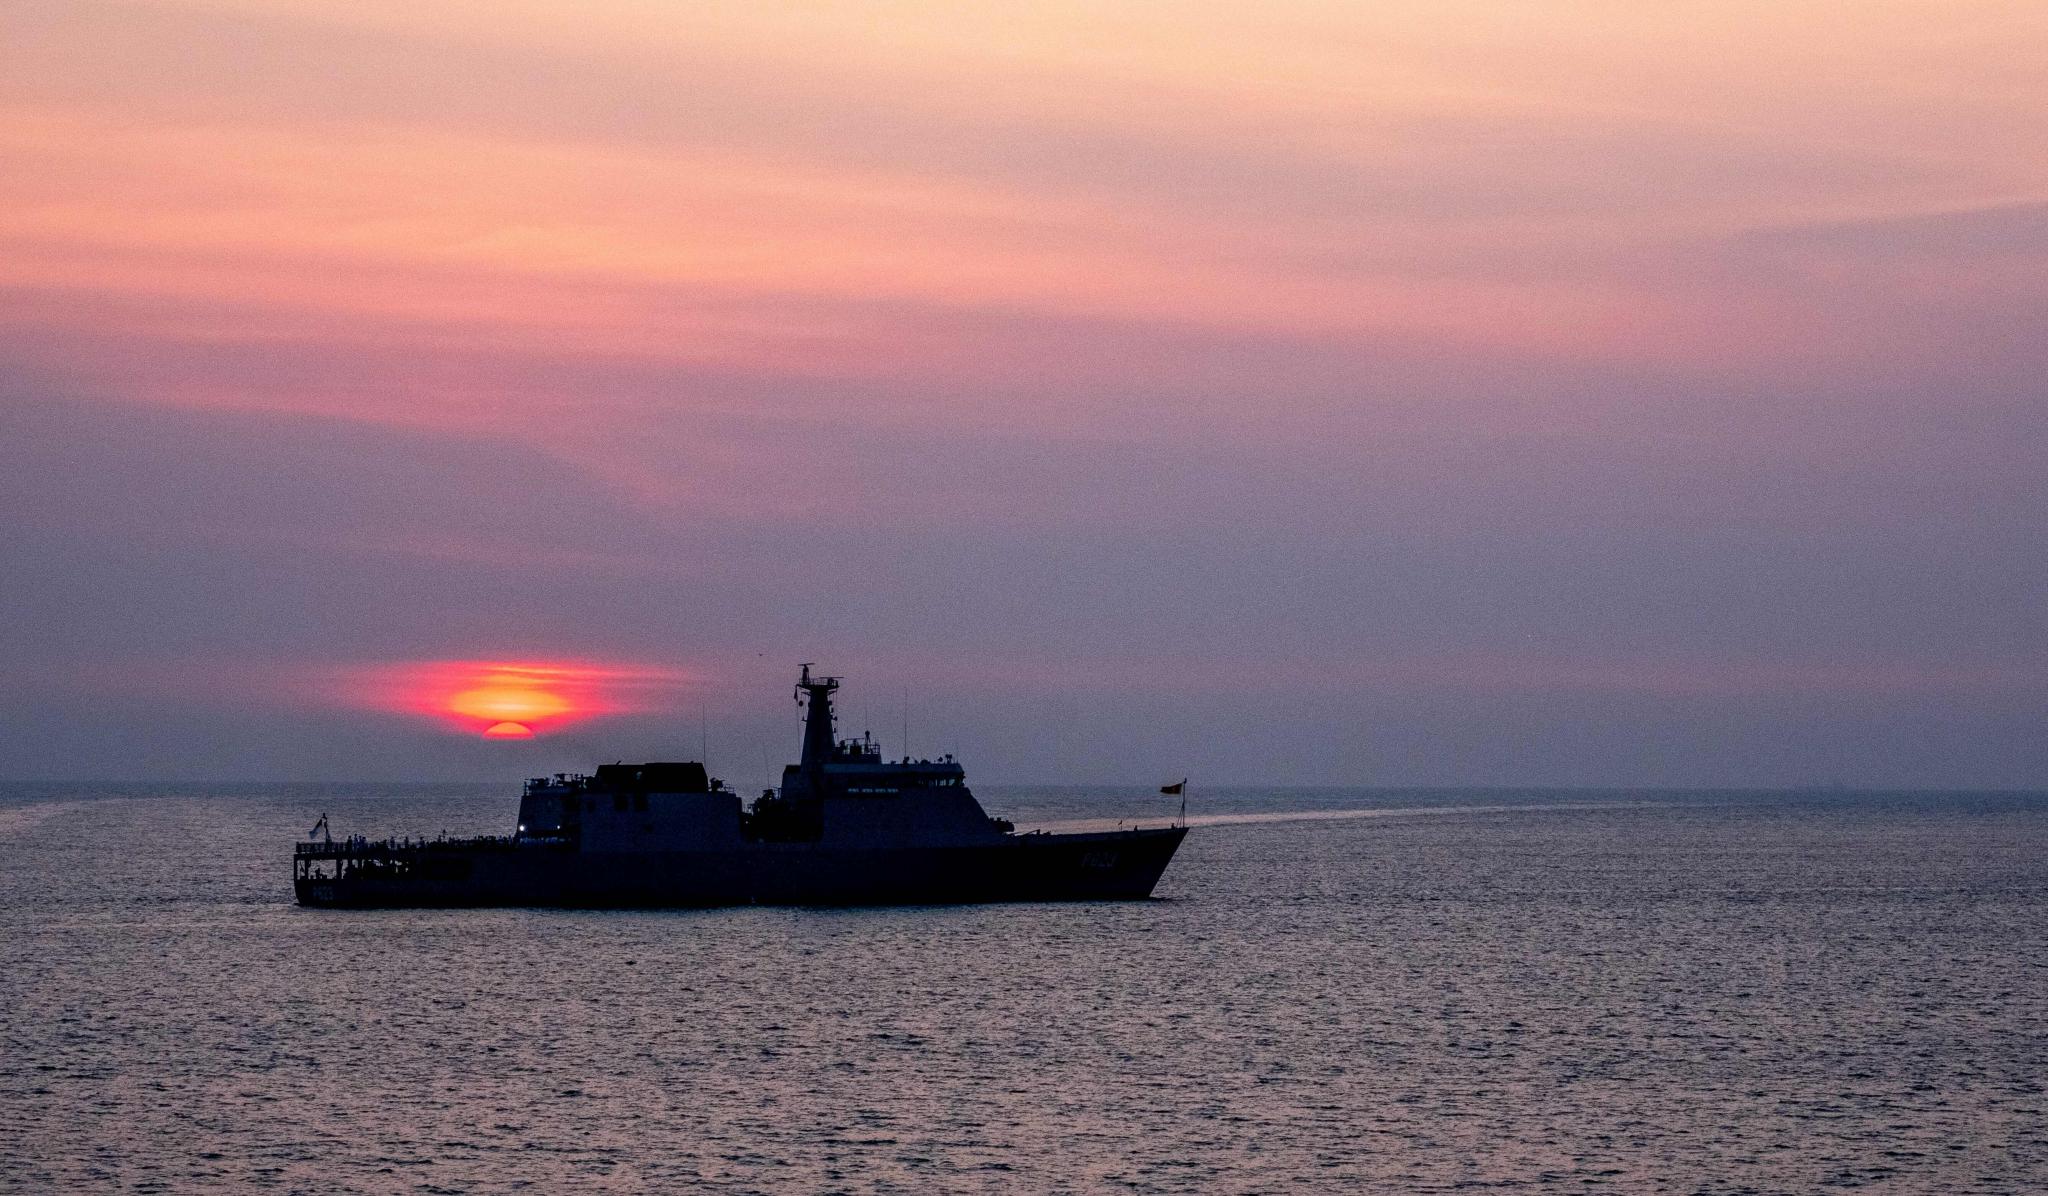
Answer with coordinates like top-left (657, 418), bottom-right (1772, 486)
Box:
top-left (758, 665), bottom-right (999, 844)
top-left (790, 663), bottom-right (967, 792)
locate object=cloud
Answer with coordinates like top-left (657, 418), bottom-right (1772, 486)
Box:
top-left (1738, 200), bottom-right (2048, 261)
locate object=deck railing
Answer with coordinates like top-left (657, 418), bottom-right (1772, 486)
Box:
top-left (294, 835), bottom-right (520, 857)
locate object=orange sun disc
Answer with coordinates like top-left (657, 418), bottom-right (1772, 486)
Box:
top-left (448, 685), bottom-right (572, 723)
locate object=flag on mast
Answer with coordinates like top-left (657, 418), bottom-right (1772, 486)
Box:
top-left (1161, 778), bottom-right (1188, 826)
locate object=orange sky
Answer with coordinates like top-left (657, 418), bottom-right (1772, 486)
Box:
top-left (8, 2), bottom-right (2043, 433)
top-left (316, 659), bottom-right (695, 736)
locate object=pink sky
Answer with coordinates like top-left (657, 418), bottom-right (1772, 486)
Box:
top-left (2, 1), bottom-right (2043, 783)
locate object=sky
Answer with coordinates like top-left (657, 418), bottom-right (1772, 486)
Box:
top-left (1, 0), bottom-right (2043, 786)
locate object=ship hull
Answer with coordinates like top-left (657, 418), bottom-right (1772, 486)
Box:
top-left (295, 827), bottom-right (1187, 909)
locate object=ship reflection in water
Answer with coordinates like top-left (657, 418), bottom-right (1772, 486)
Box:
top-left (294, 665), bottom-right (1186, 907)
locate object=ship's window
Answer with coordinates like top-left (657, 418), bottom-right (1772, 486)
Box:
top-left (614, 793), bottom-right (629, 812)
top-left (633, 793), bottom-right (648, 812)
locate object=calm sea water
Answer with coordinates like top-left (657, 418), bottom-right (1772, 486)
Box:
top-left (2, 783), bottom-right (2044, 1193)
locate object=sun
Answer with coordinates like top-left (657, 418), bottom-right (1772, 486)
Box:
top-left (328, 658), bottom-right (693, 738)
top-left (447, 684), bottom-right (573, 724)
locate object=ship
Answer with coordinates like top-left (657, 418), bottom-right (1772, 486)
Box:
top-left (293, 665), bottom-right (1187, 907)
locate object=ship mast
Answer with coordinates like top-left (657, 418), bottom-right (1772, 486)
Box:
top-left (794, 663), bottom-right (840, 771)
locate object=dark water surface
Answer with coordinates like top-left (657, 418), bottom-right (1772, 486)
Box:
top-left (2, 784), bottom-right (2044, 1193)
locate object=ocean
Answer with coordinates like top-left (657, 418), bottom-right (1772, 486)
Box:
top-left (2, 784), bottom-right (2043, 1193)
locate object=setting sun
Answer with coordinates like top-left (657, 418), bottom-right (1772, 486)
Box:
top-left (319, 659), bottom-right (692, 737)
top-left (448, 684), bottom-right (572, 725)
